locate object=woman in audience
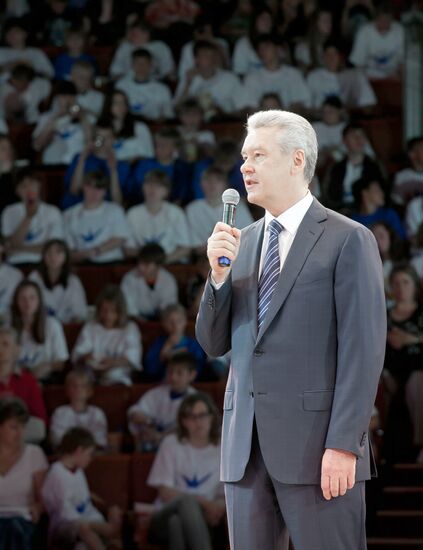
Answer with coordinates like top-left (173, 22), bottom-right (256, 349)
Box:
top-left (29, 239), bottom-right (87, 323)
top-left (384, 264), bottom-right (423, 462)
top-left (72, 284), bottom-right (141, 385)
top-left (147, 392), bottom-right (225, 550)
top-left (98, 90), bottom-right (154, 162)
top-left (0, 236), bottom-right (22, 322)
top-left (0, 397), bottom-right (48, 550)
top-left (10, 280), bottom-right (69, 383)
top-left (294, 9), bottom-right (334, 72)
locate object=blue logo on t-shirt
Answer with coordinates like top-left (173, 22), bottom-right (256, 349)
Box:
top-left (182, 473), bottom-right (212, 489)
top-left (25, 228), bottom-right (43, 242)
top-left (80, 228), bottom-right (103, 243)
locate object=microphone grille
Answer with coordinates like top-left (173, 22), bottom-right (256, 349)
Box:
top-left (222, 188), bottom-right (240, 206)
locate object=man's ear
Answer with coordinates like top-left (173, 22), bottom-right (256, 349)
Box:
top-left (291, 149), bottom-right (305, 176)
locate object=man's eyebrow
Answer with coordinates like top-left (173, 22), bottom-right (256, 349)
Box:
top-left (241, 145), bottom-right (267, 155)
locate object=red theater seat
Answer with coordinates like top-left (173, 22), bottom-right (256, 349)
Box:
top-left (85, 454), bottom-right (131, 510)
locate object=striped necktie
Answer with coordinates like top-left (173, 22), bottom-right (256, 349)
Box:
top-left (258, 219), bottom-right (283, 330)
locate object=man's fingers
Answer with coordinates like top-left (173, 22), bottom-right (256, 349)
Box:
top-left (339, 476), bottom-right (348, 496)
top-left (347, 473), bottom-right (356, 490)
top-left (330, 475), bottom-right (340, 498)
top-left (321, 475), bottom-right (332, 501)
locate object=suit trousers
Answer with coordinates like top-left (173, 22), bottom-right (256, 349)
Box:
top-left (224, 422), bottom-right (367, 550)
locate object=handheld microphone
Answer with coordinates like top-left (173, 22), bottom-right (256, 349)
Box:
top-left (218, 188), bottom-right (240, 267)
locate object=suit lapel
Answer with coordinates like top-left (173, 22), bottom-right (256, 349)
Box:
top-left (256, 199), bottom-right (327, 343)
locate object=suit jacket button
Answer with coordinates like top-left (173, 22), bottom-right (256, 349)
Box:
top-left (254, 348), bottom-right (264, 357)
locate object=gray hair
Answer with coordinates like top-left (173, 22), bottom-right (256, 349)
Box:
top-left (246, 110), bottom-right (318, 183)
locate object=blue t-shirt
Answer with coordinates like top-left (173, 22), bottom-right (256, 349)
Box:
top-left (54, 53), bottom-right (97, 81)
top-left (350, 207), bottom-right (406, 239)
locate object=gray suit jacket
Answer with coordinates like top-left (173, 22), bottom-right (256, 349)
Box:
top-left (196, 198), bottom-right (386, 485)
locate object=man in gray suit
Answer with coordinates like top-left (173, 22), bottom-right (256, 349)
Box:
top-left (196, 110), bottom-right (386, 550)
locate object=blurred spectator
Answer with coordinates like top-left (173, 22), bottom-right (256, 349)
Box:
top-left (145, 0), bottom-right (200, 30)
top-left (0, 396), bottom-right (47, 549)
top-left (0, 330), bottom-right (47, 431)
top-left (243, 35), bottom-right (310, 112)
top-left (0, 17), bottom-right (54, 78)
top-left (32, 81), bottom-right (90, 166)
top-left (350, 177), bottom-right (406, 239)
top-left (406, 196), bottom-right (423, 243)
top-left (110, 18), bottom-right (174, 81)
top-left (131, 127), bottom-right (192, 205)
top-left (121, 243), bottom-right (178, 320)
top-left (53, 27), bottom-right (96, 81)
top-left (1, 169), bottom-right (64, 265)
top-left (98, 90), bottom-right (154, 162)
top-left (2, 0), bottom-right (30, 18)
top-left (0, 64), bottom-right (51, 125)
top-left (41, 427), bottom-right (123, 548)
top-left (10, 280), bottom-right (69, 382)
top-left (33, 0), bottom-right (86, 47)
top-left (392, 136), bottom-right (423, 205)
top-left (144, 303), bottom-right (205, 382)
top-left (64, 171), bottom-right (132, 263)
top-left (411, 224), bottom-right (423, 279)
top-left (72, 285), bottom-right (142, 385)
top-left (259, 92), bottom-right (283, 111)
top-left (115, 48), bottom-right (174, 121)
top-left (186, 166), bottom-right (253, 255)
top-left (127, 169), bottom-right (191, 263)
top-left (128, 352), bottom-right (197, 451)
top-left (174, 40), bottom-right (250, 120)
top-left (0, 236), bottom-right (23, 321)
top-left (294, 9), bottom-right (334, 72)
top-left (371, 221), bottom-right (406, 298)
top-left (178, 15), bottom-right (230, 80)
top-left (384, 264), bottom-right (423, 462)
top-left (313, 96), bottom-right (347, 166)
top-left (232, 6), bottom-right (274, 76)
top-left (176, 99), bottom-right (216, 162)
top-left (276, 0), bottom-right (309, 46)
top-left (49, 369), bottom-right (107, 450)
top-left (29, 239), bottom-right (87, 323)
top-left (341, 0), bottom-right (374, 43)
top-left (323, 123), bottom-right (384, 210)
top-left (62, 124), bottom-right (131, 208)
top-left (349, 2), bottom-right (405, 79)
top-left (307, 41), bottom-right (377, 111)
top-left (0, 134), bottom-right (18, 214)
top-left (146, 393), bottom-right (225, 548)
top-left (70, 60), bottom-right (104, 118)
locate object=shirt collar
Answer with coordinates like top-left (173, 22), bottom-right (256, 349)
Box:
top-left (264, 191), bottom-right (313, 236)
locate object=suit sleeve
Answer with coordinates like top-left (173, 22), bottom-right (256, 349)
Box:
top-left (325, 225), bottom-right (386, 458)
top-left (195, 274), bottom-right (233, 359)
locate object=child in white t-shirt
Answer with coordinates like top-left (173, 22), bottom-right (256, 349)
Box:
top-left (121, 243), bottom-right (178, 320)
top-left (146, 393), bottom-right (225, 549)
top-left (42, 427), bottom-right (122, 550)
top-left (50, 369), bottom-right (108, 450)
top-left (176, 99), bottom-right (216, 163)
top-left (72, 285), bottom-right (142, 385)
top-left (128, 351), bottom-right (197, 451)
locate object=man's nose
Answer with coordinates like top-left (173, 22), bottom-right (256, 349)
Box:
top-left (241, 160), bottom-right (254, 174)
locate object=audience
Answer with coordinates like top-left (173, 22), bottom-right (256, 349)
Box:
top-left (70, 60), bottom-right (104, 118)
top-left (0, 397), bottom-right (47, 550)
top-left (29, 239), bottom-right (87, 323)
top-left (294, 8), bottom-right (334, 71)
top-left (392, 136), bottom-right (423, 205)
top-left (49, 369), bottom-right (108, 450)
top-left (0, 135), bottom-right (17, 214)
top-left (121, 243), bottom-right (178, 320)
top-left (176, 99), bottom-right (216, 163)
top-left (72, 285), bottom-right (142, 385)
top-left (53, 27), bottom-right (97, 81)
top-left (0, 237), bottom-right (23, 320)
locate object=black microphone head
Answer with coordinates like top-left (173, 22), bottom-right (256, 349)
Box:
top-left (222, 188), bottom-right (240, 206)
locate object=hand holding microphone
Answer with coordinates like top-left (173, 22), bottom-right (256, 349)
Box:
top-left (207, 189), bottom-right (242, 284)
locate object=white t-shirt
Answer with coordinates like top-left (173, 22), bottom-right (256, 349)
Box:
top-left (64, 201), bottom-right (132, 263)
top-left (186, 199), bottom-right (253, 247)
top-left (306, 68), bottom-right (376, 108)
top-left (121, 267), bottom-right (178, 318)
top-left (42, 461), bottom-right (104, 534)
top-left (232, 36), bottom-right (262, 76)
top-left (72, 320), bottom-right (142, 385)
top-left (76, 89), bottom-right (104, 117)
top-left (32, 111), bottom-right (86, 165)
top-left (0, 263), bottom-right (23, 316)
top-left (128, 384), bottom-right (196, 434)
top-left (28, 271), bottom-right (87, 323)
top-left (115, 76), bottom-right (174, 120)
top-left (349, 21), bottom-right (405, 79)
top-left (178, 38), bottom-right (229, 80)
top-left (244, 65), bottom-right (311, 109)
top-left (312, 121), bottom-right (375, 159)
top-left (0, 46), bottom-right (54, 78)
top-left (17, 316), bottom-right (69, 371)
top-left (411, 252), bottom-right (423, 279)
top-left (0, 444), bottom-right (48, 520)
top-left (147, 433), bottom-right (222, 504)
top-left (1, 202), bottom-right (64, 264)
top-left (294, 41), bottom-right (324, 68)
top-left (405, 196), bottom-right (423, 237)
top-left (174, 69), bottom-right (251, 114)
top-left (0, 77), bottom-right (51, 124)
top-left (113, 122), bottom-right (154, 161)
top-left (49, 404), bottom-right (108, 449)
top-left (110, 40), bottom-right (175, 80)
top-left (127, 202), bottom-right (191, 255)
top-left (392, 168), bottom-right (423, 205)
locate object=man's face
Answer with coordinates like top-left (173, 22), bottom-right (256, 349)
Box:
top-left (132, 57), bottom-right (151, 80)
top-left (240, 126), bottom-right (295, 213)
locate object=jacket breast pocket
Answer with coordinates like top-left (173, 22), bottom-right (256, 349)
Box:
top-left (302, 389), bottom-right (334, 411)
top-left (223, 390), bottom-right (233, 411)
